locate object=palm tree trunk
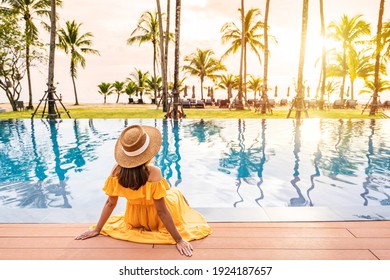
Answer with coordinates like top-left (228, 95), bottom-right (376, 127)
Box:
top-left (156, 0), bottom-right (168, 112)
top-left (70, 60), bottom-right (79, 105)
top-left (237, 0), bottom-right (245, 109)
top-left (172, 0), bottom-right (181, 119)
top-left (288, 0), bottom-right (309, 119)
top-left (153, 42), bottom-right (157, 103)
top-left (164, 0), bottom-right (171, 111)
top-left (25, 42), bottom-right (34, 109)
top-left (319, 0), bottom-right (326, 110)
top-left (261, 0), bottom-right (270, 114)
top-left (370, 0), bottom-right (385, 115)
top-left (47, 0), bottom-right (57, 117)
top-left (340, 46), bottom-right (347, 101)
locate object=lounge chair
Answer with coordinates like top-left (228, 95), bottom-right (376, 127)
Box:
top-left (182, 99), bottom-right (191, 108)
top-left (280, 99), bottom-right (288, 106)
top-left (346, 100), bottom-right (357, 109)
top-left (205, 99), bottom-right (213, 106)
top-left (333, 99), bottom-right (345, 109)
top-left (190, 99), bottom-right (197, 107)
top-left (382, 100), bottom-right (390, 109)
top-left (196, 100), bottom-right (205, 109)
top-left (218, 99), bottom-right (229, 108)
top-left (307, 100), bottom-right (318, 109)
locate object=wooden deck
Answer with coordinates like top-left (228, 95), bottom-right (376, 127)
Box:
top-left (1, 221), bottom-right (389, 260)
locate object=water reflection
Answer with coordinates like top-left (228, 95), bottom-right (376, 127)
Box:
top-left (0, 119), bottom-right (389, 210)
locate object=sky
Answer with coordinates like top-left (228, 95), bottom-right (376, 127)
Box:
top-left (2, 0), bottom-right (390, 104)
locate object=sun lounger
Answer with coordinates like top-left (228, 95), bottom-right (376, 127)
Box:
top-left (196, 100), bottom-right (205, 109)
top-left (333, 99), bottom-right (345, 109)
top-left (205, 99), bottom-right (213, 106)
top-left (218, 99), bottom-right (229, 108)
top-left (280, 99), bottom-right (288, 106)
top-left (182, 99), bottom-right (191, 108)
top-left (346, 100), bottom-right (357, 109)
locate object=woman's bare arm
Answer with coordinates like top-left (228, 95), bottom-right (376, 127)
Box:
top-left (75, 195), bottom-right (118, 240)
top-left (154, 197), bottom-right (193, 257)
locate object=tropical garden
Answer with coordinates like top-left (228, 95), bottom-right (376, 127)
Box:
top-left (0, 0), bottom-right (390, 118)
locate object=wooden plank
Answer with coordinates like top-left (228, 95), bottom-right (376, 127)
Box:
top-left (370, 250), bottom-right (390, 260)
top-left (0, 248), bottom-right (378, 260)
top-left (348, 228), bottom-right (390, 238)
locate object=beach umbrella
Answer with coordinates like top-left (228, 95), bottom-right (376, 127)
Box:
top-left (346, 86), bottom-right (350, 98)
top-left (207, 86), bottom-right (210, 97)
top-left (287, 86), bottom-right (290, 97)
top-left (184, 85), bottom-right (188, 97)
top-left (192, 85), bottom-right (196, 98)
top-left (307, 86), bottom-right (310, 98)
top-left (210, 87), bottom-right (214, 100)
top-left (274, 86), bottom-right (278, 97)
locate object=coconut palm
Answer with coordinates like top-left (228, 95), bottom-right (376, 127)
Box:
top-left (221, 8), bottom-right (265, 104)
top-left (360, 76), bottom-right (390, 95)
top-left (382, 20), bottom-right (390, 61)
top-left (327, 14), bottom-right (371, 101)
top-left (57, 20), bottom-right (99, 105)
top-left (370, 0), bottom-right (385, 116)
top-left (128, 11), bottom-right (173, 104)
top-left (97, 82), bottom-right (113, 104)
top-left (1, 0), bottom-right (63, 109)
top-left (325, 79), bottom-right (340, 104)
top-left (261, 0), bottom-right (270, 113)
top-left (319, 0), bottom-right (327, 110)
top-left (146, 76), bottom-right (162, 100)
top-left (182, 48), bottom-right (226, 100)
top-left (112, 81), bottom-right (125, 103)
top-left (128, 68), bottom-right (149, 103)
top-left (217, 74), bottom-right (237, 101)
top-left (124, 81), bottom-right (137, 104)
top-left (248, 75), bottom-right (262, 101)
top-left (287, 0), bottom-right (309, 119)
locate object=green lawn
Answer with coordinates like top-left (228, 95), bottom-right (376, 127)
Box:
top-left (0, 105), bottom-right (388, 119)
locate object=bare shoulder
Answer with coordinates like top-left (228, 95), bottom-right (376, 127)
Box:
top-left (148, 165), bottom-right (163, 182)
top-left (110, 164), bottom-right (120, 177)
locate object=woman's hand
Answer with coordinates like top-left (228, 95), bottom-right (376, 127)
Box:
top-left (74, 229), bottom-right (100, 240)
top-left (176, 239), bottom-right (193, 257)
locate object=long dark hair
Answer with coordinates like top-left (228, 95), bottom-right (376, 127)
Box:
top-left (117, 163), bottom-right (150, 190)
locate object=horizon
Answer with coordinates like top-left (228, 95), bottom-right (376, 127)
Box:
top-left (1, 0), bottom-right (390, 105)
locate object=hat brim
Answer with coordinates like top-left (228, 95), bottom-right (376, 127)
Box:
top-left (114, 125), bottom-right (162, 168)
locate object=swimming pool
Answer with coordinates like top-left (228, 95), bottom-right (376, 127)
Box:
top-left (0, 118), bottom-right (389, 223)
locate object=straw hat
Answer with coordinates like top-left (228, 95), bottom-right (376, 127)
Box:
top-left (114, 125), bottom-right (162, 168)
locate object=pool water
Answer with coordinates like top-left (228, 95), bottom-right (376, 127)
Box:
top-left (0, 118), bottom-right (389, 223)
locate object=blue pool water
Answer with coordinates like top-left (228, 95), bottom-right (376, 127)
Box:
top-left (0, 118), bottom-right (389, 223)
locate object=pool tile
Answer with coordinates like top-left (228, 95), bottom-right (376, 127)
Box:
top-left (330, 206), bottom-right (390, 221)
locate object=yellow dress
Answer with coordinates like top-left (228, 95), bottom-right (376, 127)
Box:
top-left (93, 176), bottom-right (212, 244)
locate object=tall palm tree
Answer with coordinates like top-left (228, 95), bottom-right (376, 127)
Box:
top-left (382, 20), bottom-right (390, 60)
top-left (288, 0), bottom-right (309, 119)
top-left (57, 20), bottom-right (99, 105)
top-left (360, 76), bottom-right (390, 95)
top-left (128, 11), bottom-right (171, 104)
top-left (171, 0), bottom-right (182, 119)
top-left (261, 0), bottom-right (270, 113)
top-left (328, 14), bottom-right (371, 101)
top-left (370, 0), bottom-right (385, 116)
top-left (146, 75), bottom-right (162, 100)
top-left (156, 0), bottom-right (168, 112)
top-left (1, 0), bottom-right (63, 109)
top-left (97, 82), bottom-right (113, 104)
top-left (182, 48), bottom-right (226, 100)
top-left (112, 81), bottom-right (125, 104)
top-left (221, 7), bottom-right (265, 105)
top-left (319, 0), bottom-right (327, 110)
top-left (46, 0), bottom-right (56, 117)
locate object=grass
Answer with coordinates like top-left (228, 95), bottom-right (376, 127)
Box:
top-left (0, 104), bottom-right (388, 119)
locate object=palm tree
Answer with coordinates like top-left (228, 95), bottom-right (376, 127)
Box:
top-left (217, 74), bottom-right (237, 101)
top-left (221, 7), bottom-right (265, 105)
top-left (319, 0), bottom-right (327, 110)
top-left (261, 0), bottom-right (270, 113)
top-left (46, 0), bottom-right (56, 118)
top-left (182, 48), bottom-right (226, 100)
top-left (325, 79), bottom-right (341, 104)
top-left (97, 82), bottom-right (113, 104)
top-left (360, 76), bottom-right (390, 96)
top-left (112, 81), bottom-right (125, 103)
top-left (146, 75), bottom-right (162, 100)
top-left (129, 68), bottom-right (149, 103)
top-left (382, 20), bottom-right (390, 60)
top-left (370, 0), bottom-right (385, 116)
top-left (57, 20), bottom-right (99, 105)
top-left (287, 0), bottom-right (309, 119)
top-left (327, 14), bottom-right (371, 101)
top-left (248, 75), bottom-right (262, 102)
top-left (124, 81), bottom-right (137, 104)
top-left (156, 0), bottom-right (168, 112)
top-left (171, 0), bottom-right (182, 119)
top-left (128, 11), bottom-right (173, 104)
top-left (1, 0), bottom-right (63, 109)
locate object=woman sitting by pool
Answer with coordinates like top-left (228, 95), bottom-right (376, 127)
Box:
top-left (75, 124), bottom-right (212, 257)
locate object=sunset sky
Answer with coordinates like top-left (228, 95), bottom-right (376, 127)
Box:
top-left (3, 0), bottom-right (390, 104)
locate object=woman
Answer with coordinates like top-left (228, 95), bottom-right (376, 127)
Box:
top-left (75, 124), bottom-right (212, 257)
